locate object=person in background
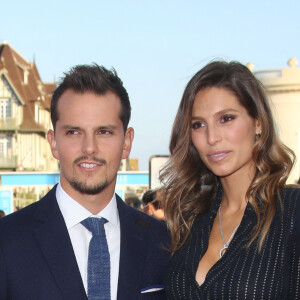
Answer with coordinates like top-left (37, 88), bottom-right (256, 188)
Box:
top-left (0, 64), bottom-right (169, 300)
top-left (125, 195), bottom-right (141, 210)
top-left (14, 206), bottom-right (20, 212)
top-left (142, 190), bottom-right (165, 221)
top-left (160, 61), bottom-right (300, 299)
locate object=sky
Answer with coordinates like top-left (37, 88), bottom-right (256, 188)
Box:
top-left (1, 0), bottom-right (300, 170)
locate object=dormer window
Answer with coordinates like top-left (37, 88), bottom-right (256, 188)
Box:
top-left (34, 103), bottom-right (39, 123)
top-left (37, 82), bottom-right (45, 95)
top-left (24, 70), bottom-right (29, 85)
top-left (16, 63), bottom-right (29, 85)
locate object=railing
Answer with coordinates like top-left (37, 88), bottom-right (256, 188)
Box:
top-left (0, 155), bottom-right (17, 169)
top-left (0, 118), bottom-right (19, 130)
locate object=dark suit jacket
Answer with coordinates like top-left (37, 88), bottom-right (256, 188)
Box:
top-left (0, 185), bottom-right (170, 300)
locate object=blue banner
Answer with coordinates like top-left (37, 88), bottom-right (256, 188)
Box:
top-left (0, 190), bottom-right (13, 214)
top-left (0, 172), bottom-right (149, 186)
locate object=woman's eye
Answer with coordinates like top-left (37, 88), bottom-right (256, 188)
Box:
top-left (220, 115), bottom-right (235, 123)
top-left (192, 121), bottom-right (205, 129)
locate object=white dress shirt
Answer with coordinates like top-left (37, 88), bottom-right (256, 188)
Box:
top-left (56, 183), bottom-right (120, 300)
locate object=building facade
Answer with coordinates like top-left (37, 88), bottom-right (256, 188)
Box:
top-left (0, 42), bottom-right (58, 172)
top-left (253, 58), bottom-right (300, 184)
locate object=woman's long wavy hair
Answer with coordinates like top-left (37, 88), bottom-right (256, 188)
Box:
top-left (160, 61), bottom-right (295, 253)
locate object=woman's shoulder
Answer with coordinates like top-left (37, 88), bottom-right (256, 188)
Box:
top-left (280, 185), bottom-right (300, 203)
top-left (280, 186), bottom-right (300, 233)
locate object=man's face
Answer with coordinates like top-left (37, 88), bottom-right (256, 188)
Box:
top-left (47, 89), bottom-right (133, 201)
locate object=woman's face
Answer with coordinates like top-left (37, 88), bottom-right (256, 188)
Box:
top-left (191, 87), bottom-right (260, 180)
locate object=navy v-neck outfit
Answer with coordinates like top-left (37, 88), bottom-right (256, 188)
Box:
top-left (165, 187), bottom-right (300, 299)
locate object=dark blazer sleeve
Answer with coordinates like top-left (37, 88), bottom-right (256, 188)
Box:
top-left (116, 196), bottom-right (170, 300)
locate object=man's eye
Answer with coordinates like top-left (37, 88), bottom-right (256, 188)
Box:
top-left (66, 130), bottom-right (79, 135)
top-left (220, 115), bottom-right (235, 123)
top-left (192, 121), bottom-right (205, 129)
top-left (99, 129), bottom-right (111, 135)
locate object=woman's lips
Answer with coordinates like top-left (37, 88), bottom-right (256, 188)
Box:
top-left (207, 151), bottom-right (231, 162)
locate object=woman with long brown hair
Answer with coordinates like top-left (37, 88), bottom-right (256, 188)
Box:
top-left (160, 61), bottom-right (300, 299)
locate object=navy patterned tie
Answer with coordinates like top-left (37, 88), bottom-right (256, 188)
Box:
top-left (81, 217), bottom-right (111, 300)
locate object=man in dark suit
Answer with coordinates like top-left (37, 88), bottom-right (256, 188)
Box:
top-left (0, 64), bottom-right (169, 300)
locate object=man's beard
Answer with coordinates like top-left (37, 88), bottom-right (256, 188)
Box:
top-left (70, 156), bottom-right (108, 195)
top-left (70, 178), bottom-right (109, 195)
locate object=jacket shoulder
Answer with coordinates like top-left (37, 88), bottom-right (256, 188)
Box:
top-left (280, 186), bottom-right (300, 207)
top-left (116, 194), bottom-right (170, 243)
top-left (280, 186), bottom-right (300, 235)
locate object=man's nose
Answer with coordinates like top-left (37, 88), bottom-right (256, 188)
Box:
top-left (82, 134), bottom-right (98, 155)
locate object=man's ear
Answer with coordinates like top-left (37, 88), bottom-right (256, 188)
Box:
top-left (47, 130), bottom-right (59, 160)
top-left (122, 127), bottom-right (134, 159)
top-left (146, 205), bottom-right (151, 215)
top-left (149, 203), bottom-right (155, 213)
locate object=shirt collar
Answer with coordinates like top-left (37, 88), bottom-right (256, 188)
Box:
top-left (56, 183), bottom-right (119, 230)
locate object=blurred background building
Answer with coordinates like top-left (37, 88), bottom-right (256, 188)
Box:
top-left (252, 58), bottom-right (300, 184)
top-left (0, 42), bottom-right (58, 172)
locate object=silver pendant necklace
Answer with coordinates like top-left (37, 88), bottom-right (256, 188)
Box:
top-left (218, 203), bottom-right (240, 258)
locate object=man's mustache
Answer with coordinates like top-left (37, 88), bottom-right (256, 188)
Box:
top-left (73, 156), bottom-right (107, 165)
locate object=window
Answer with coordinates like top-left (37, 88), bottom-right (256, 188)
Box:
top-left (35, 103), bottom-right (39, 123)
top-left (0, 136), bottom-right (12, 157)
top-left (0, 98), bottom-right (11, 118)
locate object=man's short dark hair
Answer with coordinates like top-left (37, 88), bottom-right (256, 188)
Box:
top-left (51, 64), bottom-right (131, 132)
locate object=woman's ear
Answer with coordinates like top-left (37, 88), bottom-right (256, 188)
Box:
top-left (255, 120), bottom-right (262, 136)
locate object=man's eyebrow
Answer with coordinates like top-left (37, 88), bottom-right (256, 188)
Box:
top-left (61, 125), bottom-right (81, 130)
top-left (96, 125), bottom-right (118, 130)
top-left (61, 125), bottom-right (119, 131)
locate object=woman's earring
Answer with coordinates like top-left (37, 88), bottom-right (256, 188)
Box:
top-left (256, 130), bottom-right (262, 137)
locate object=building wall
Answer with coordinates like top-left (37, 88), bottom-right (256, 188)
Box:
top-left (255, 60), bottom-right (300, 184)
top-left (0, 75), bottom-right (23, 126)
top-left (0, 75), bottom-right (58, 171)
top-left (0, 76), bottom-right (20, 169)
top-left (271, 92), bottom-right (300, 183)
top-left (35, 102), bottom-right (52, 130)
top-left (17, 132), bottom-right (58, 171)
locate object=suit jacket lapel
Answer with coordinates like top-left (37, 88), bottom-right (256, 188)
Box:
top-left (33, 186), bottom-right (87, 299)
top-left (116, 195), bottom-right (148, 299)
